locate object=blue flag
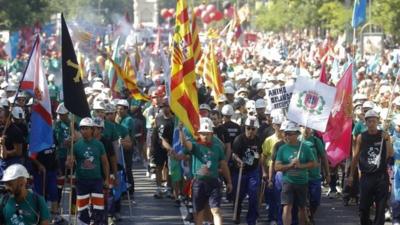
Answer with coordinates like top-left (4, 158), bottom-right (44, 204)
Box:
top-left (351, 0), bottom-right (367, 28)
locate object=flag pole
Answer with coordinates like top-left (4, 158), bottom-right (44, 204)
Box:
top-left (2, 35), bottom-right (39, 137)
top-left (375, 69), bottom-right (400, 168)
top-left (68, 115), bottom-right (75, 225)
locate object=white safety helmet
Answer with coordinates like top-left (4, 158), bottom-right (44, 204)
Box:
top-left (221, 104), bottom-right (234, 116)
top-left (199, 104), bottom-right (211, 112)
top-left (280, 120), bottom-right (290, 131)
top-left (93, 101), bottom-right (105, 110)
top-left (198, 117), bottom-right (214, 133)
top-left (364, 109), bottom-right (379, 119)
top-left (92, 117), bottom-right (105, 128)
top-left (116, 99), bottom-right (129, 108)
top-left (224, 86), bottom-right (235, 95)
top-left (105, 103), bottom-right (116, 113)
top-left (272, 115), bottom-right (284, 124)
top-left (56, 103), bottom-right (69, 114)
top-left (284, 121), bottom-right (301, 132)
top-left (79, 117), bottom-right (94, 127)
top-left (11, 107), bottom-right (25, 119)
top-left (362, 101), bottom-right (375, 110)
top-left (255, 99), bottom-right (266, 109)
top-left (92, 81), bottom-right (104, 91)
top-left (1, 164), bottom-right (29, 182)
top-left (245, 116), bottom-right (260, 128)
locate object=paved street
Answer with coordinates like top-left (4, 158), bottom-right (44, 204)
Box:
top-left (60, 165), bottom-right (391, 224)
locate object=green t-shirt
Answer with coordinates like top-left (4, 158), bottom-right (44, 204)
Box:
top-left (73, 138), bottom-right (106, 179)
top-left (276, 142), bottom-right (315, 185)
top-left (48, 83), bottom-right (60, 101)
top-left (119, 115), bottom-right (135, 138)
top-left (114, 122), bottom-right (129, 139)
top-left (301, 136), bottom-right (325, 180)
top-left (186, 136), bottom-right (225, 180)
top-left (2, 191), bottom-right (50, 225)
top-left (54, 120), bottom-right (70, 159)
top-left (103, 120), bottom-right (118, 142)
top-left (352, 120), bottom-right (367, 137)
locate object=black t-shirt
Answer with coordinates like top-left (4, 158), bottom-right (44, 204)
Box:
top-left (0, 123), bottom-right (24, 165)
top-left (221, 121), bottom-right (241, 145)
top-left (359, 130), bottom-right (387, 174)
top-left (213, 125), bottom-right (228, 144)
top-left (232, 134), bottom-right (262, 173)
top-left (36, 147), bottom-right (57, 171)
top-left (257, 121), bottom-right (274, 143)
top-left (152, 115), bottom-right (174, 153)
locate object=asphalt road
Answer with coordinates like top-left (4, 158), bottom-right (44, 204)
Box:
top-left (60, 165), bottom-right (391, 225)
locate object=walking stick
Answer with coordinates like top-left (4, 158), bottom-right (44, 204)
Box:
top-left (119, 138), bottom-right (133, 219)
top-left (258, 179), bottom-right (266, 210)
top-left (233, 165), bottom-right (243, 220)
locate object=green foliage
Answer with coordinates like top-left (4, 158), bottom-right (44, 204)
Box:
top-left (318, 1), bottom-right (352, 36)
top-left (0, 0), bottom-right (133, 31)
top-left (371, 0), bottom-right (400, 37)
top-left (0, 0), bottom-right (52, 30)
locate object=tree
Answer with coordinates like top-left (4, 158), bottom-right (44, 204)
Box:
top-left (371, 0), bottom-right (400, 41)
top-left (318, 1), bottom-right (352, 36)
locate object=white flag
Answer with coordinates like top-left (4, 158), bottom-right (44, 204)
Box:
top-left (287, 76), bottom-right (336, 132)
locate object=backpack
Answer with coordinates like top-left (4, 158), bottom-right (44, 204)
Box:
top-left (0, 191), bottom-right (41, 225)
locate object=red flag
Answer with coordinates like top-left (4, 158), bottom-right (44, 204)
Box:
top-left (319, 58), bottom-right (328, 84)
top-left (323, 64), bottom-right (353, 166)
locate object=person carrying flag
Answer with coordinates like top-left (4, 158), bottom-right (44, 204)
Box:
top-left (179, 117), bottom-right (232, 225)
top-left (275, 121), bottom-right (317, 225)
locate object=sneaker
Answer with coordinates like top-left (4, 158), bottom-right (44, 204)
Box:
top-left (174, 199), bottom-right (181, 207)
top-left (385, 210), bottom-right (392, 221)
top-left (154, 190), bottom-right (163, 199)
top-left (146, 171), bottom-right (150, 177)
top-left (51, 215), bottom-right (66, 225)
top-left (150, 174), bottom-right (156, 180)
top-left (184, 212), bottom-right (194, 222)
top-left (108, 216), bottom-right (115, 225)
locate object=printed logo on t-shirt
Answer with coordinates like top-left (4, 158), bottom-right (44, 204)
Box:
top-left (82, 148), bottom-right (95, 169)
top-left (10, 208), bottom-right (33, 225)
top-left (243, 146), bottom-right (259, 166)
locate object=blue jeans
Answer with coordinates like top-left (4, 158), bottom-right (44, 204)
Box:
top-left (265, 177), bottom-right (279, 221)
top-left (232, 169), bottom-right (260, 225)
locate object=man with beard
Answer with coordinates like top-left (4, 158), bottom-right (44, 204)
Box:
top-left (0, 164), bottom-right (50, 225)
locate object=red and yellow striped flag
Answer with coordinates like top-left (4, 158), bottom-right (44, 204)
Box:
top-left (170, 0), bottom-right (200, 136)
top-left (191, 11), bottom-right (202, 64)
top-left (108, 56), bottom-right (150, 101)
top-left (203, 42), bottom-right (224, 103)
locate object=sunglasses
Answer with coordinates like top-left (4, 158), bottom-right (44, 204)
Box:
top-left (246, 127), bottom-right (256, 131)
top-left (285, 132), bottom-right (298, 136)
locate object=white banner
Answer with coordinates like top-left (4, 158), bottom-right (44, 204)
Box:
top-left (266, 84), bottom-right (294, 110)
top-left (287, 76), bottom-right (336, 132)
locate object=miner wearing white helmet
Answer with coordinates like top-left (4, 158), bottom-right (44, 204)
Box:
top-left (53, 102), bottom-right (75, 218)
top-left (275, 121), bottom-right (317, 225)
top-left (66, 117), bottom-right (110, 225)
top-left (349, 110), bottom-right (393, 225)
top-left (220, 104), bottom-right (241, 161)
top-left (353, 101), bottom-right (376, 140)
top-left (0, 164), bottom-right (51, 224)
top-left (178, 117), bottom-right (232, 225)
top-left (230, 116), bottom-right (262, 224)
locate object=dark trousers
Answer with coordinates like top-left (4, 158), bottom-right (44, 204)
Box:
top-left (76, 179), bottom-right (106, 225)
top-left (124, 149), bottom-right (134, 192)
top-left (232, 169), bottom-right (260, 225)
top-left (359, 173), bottom-right (389, 225)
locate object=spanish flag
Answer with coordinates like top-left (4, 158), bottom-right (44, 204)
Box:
top-left (170, 0), bottom-right (200, 136)
top-left (191, 11), bottom-right (202, 64)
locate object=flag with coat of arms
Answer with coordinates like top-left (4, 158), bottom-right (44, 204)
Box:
top-left (287, 76), bottom-right (336, 132)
